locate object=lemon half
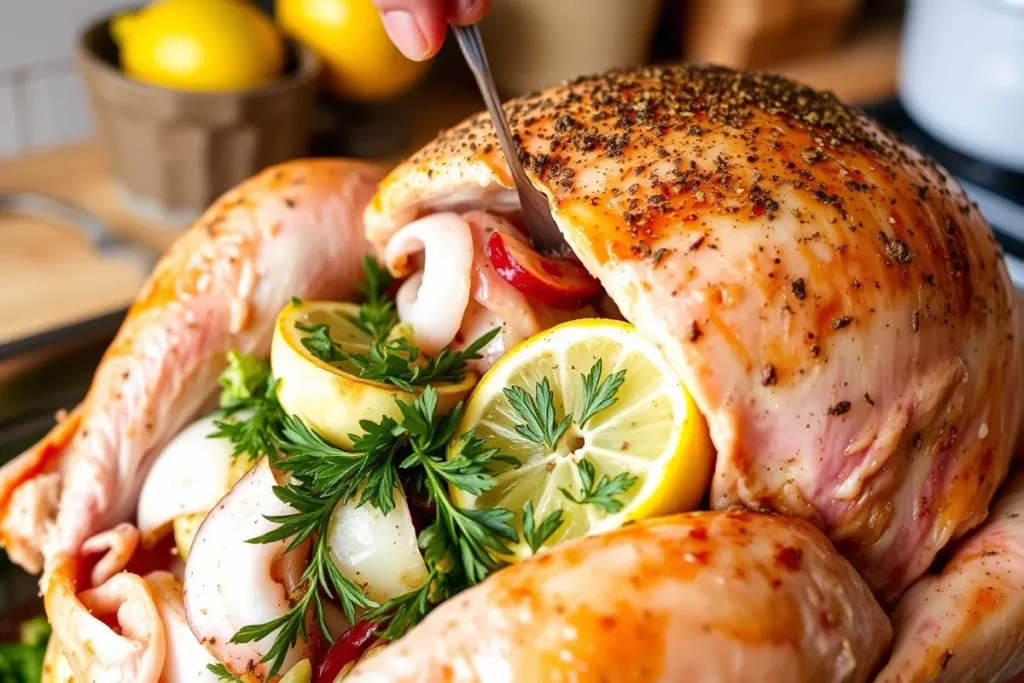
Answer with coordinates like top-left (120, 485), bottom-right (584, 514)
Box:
top-left (272, 300), bottom-right (476, 449)
top-left (277, 0), bottom-right (429, 102)
top-left (449, 319), bottom-right (713, 558)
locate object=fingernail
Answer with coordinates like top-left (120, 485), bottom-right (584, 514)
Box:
top-left (458, 0), bottom-right (479, 16)
top-left (382, 10), bottom-right (428, 60)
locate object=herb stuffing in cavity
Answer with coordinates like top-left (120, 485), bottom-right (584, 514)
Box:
top-left (207, 259), bottom-right (630, 678)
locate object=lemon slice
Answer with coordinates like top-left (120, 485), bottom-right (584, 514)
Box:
top-left (272, 300), bottom-right (477, 449)
top-left (449, 319), bottom-right (712, 558)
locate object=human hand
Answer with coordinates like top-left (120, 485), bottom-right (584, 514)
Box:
top-left (371, 0), bottom-right (492, 61)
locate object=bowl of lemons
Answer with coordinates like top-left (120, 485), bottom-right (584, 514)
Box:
top-left (77, 0), bottom-right (321, 225)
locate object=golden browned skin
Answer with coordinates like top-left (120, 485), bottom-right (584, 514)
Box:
top-left (365, 65), bottom-right (1024, 601)
top-left (347, 512), bottom-right (892, 683)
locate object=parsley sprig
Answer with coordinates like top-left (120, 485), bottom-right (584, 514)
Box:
top-left (206, 663), bottom-right (243, 683)
top-left (522, 501), bottom-right (564, 554)
top-left (365, 389), bottom-right (521, 638)
top-left (302, 325), bottom-right (500, 392)
top-left (349, 258), bottom-right (398, 344)
top-left (578, 359), bottom-right (627, 427)
top-left (296, 261), bottom-right (500, 392)
top-left (231, 524), bottom-right (375, 678)
top-left (207, 259), bottom-right (636, 671)
top-left (209, 351), bottom-right (284, 462)
top-left (504, 378), bottom-right (572, 452)
top-left (342, 329), bottom-right (500, 391)
top-left (504, 359), bottom-right (637, 514)
top-left (560, 459), bottom-right (639, 514)
top-left (227, 414), bottom-right (382, 678)
top-left (222, 386), bottom-right (518, 673)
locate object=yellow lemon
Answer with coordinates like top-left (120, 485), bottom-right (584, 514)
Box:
top-left (276, 0), bottom-right (429, 102)
top-left (113, 0), bottom-right (285, 92)
top-left (271, 300), bottom-right (476, 450)
top-left (449, 319), bottom-right (713, 559)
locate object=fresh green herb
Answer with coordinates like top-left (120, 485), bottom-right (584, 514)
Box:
top-left (364, 570), bottom-right (438, 641)
top-left (296, 322), bottom-right (345, 363)
top-left (578, 359), bottom-right (627, 427)
top-left (229, 410), bottom-right (410, 678)
top-left (521, 500), bottom-right (564, 554)
top-left (290, 296), bottom-right (303, 306)
top-left (306, 328), bottom-right (501, 392)
top-left (237, 387), bottom-right (517, 667)
top-left (294, 258), bottom-right (498, 389)
top-left (209, 353), bottom-right (284, 462)
top-left (504, 377), bottom-right (573, 452)
top-left (0, 617), bottom-right (50, 683)
top-left (233, 514), bottom-right (376, 679)
top-left (207, 663), bottom-right (244, 683)
top-left (362, 389), bottom-right (519, 639)
top-left (348, 258), bottom-right (398, 344)
top-left (336, 338), bottom-right (422, 387)
top-left (560, 458), bottom-right (639, 514)
top-left (273, 412), bottom-right (404, 518)
top-left (218, 350), bottom-right (271, 409)
top-left (396, 389), bottom-right (518, 584)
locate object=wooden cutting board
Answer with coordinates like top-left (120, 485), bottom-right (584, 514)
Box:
top-left (0, 143), bottom-right (178, 345)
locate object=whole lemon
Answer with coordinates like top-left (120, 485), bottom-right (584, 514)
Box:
top-left (113, 0), bottom-right (285, 92)
top-left (277, 0), bottom-right (429, 102)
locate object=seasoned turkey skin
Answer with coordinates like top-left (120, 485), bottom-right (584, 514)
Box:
top-left (347, 511), bottom-right (892, 683)
top-left (365, 64), bottom-right (1024, 600)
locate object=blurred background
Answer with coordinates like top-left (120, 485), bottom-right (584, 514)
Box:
top-left (1, 0), bottom-right (1023, 509)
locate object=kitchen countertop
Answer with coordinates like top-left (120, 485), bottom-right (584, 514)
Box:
top-left (0, 143), bottom-right (171, 345)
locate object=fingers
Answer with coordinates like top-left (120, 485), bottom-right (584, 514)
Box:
top-left (372, 0), bottom-right (494, 60)
top-left (450, 0), bottom-right (492, 25)
top-left (373, 0), bottom-right (448, 60)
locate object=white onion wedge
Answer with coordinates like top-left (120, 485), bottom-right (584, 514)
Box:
top-left (136, 413), bottom-right (251, 547)
top-left (184, 457), bottom-right (312, 679)
top-left (327, 487), bottom-right (428, 604)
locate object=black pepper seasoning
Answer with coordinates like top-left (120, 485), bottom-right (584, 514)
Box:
top-left (832, 316), bottom-right (854, 330)
top-left (828, 401), bottom-right (851, 416)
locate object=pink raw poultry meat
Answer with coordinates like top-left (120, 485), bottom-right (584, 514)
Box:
top-left (0, 159), bottom-right (384, 573)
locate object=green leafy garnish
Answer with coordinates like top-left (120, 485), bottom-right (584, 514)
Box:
top-left (396, 389), bottom-right (519, 582)
top-left (231, 527), bottom-right (374, 679)
top-left (504, 378), bottom-right (573, 452)
top-left (296, 322), bottom-right (344, 363)
top-left (228, 416), bottom-right (399, 678)
top-left (218, 350), bottom-right (271, 409)
top-left (207, 663), bottom-right (244, 683)
top-left (348, 258), bottom-right (398, 344)
top-left (0, 617), bottom-right (51, 683)
top-left (560, 458), bottom-right (639, 514)
top-left (303, 327), bottom-right (501, 392)
top-left (521, 500), bottom-right (564, 554)
top-left (234, 387), bottom-right (517, 670)
top-left (209, 353), bottom-right (284, 462)
top-left (578, 359), bottom-right (627, 427)
top-left (211, 261), bottom-right (635, 669)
